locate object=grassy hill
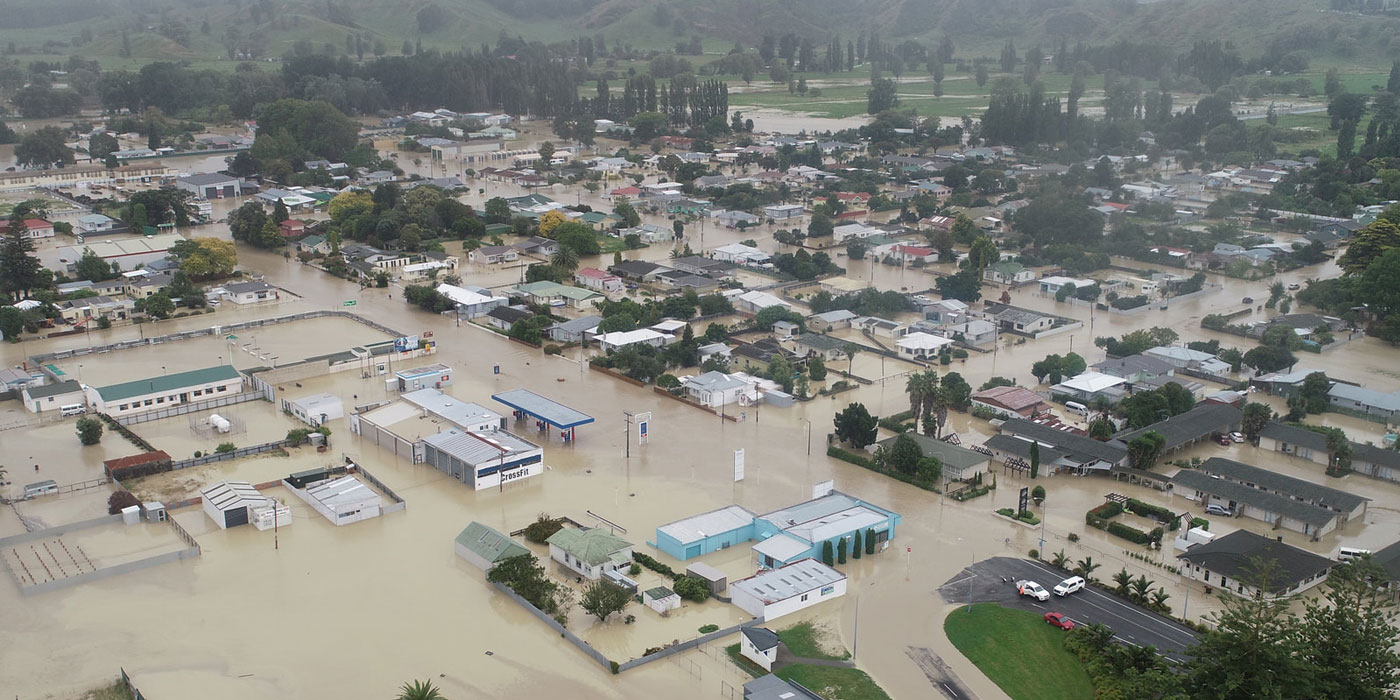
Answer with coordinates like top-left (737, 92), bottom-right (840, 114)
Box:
top-left (0, 0), bottom-right (1396, 72)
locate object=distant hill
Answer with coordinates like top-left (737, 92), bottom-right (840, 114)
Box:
top-left (1, 0), bottom-right (1396, 69)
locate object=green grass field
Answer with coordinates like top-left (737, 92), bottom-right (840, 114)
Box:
top-left (775, 664), bottom-right (893, 700)
top-left (777, 621), bottom-right (851, 661)
top-left (943, 604), bottom-right (1095, 700)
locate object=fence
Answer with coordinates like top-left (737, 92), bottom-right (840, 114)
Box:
top-left (169, 439), bottom-right (294, 470)
top-left (490, 581), bottom-right (615, 671)
top-left (121, 668), bottom-right (150, 700)
top-left (352, 463), bottom-right (408, 514)
top-left (0, 513), bottom-right (201, 596)
top-left (616, 620), bottom-right (763, 672)
top-left (118, 390), bottom-right (268, 425)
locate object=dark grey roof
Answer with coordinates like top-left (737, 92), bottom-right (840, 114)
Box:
top-left (741, 626), bottom-right (780, 651)
top-left (1116, 403), bottom-right (1242, 452)
top-left (743, 674), bottom-right (824, 700)
top-left (794, 333), bottom-right (847, 351)
top-left (999, 418), bottom-right (1127, 465)
top-left (178, 172), bottom-right (238, 187)
top-left (1259, 422), bottom-right (1329, 452)
top-left (1373, 540), bottom-right (1400, 582)
top-left (1171, 470), bottom-right (1337, 527)
top-left (487, 306), bottom-right (533, 324)
top-left (1199, 457), bottom-right (1367, 513)
top-left (1091, 353), bottom-right (1177, 377)
top-left (982, 434), bottom-right (1066, 464)
top-left (1351, 442), bottom-right (1400, 469)
top-left (1176, 529), bottom-right (1335, 588)
top-left (876, 432), bottom-right (991, 470)
top-left (25, 380), bottom-right (82, 399)
top-left (610, 260), bottom-right (665, 277)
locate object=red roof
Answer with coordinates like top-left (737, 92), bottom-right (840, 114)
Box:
top-left (0, 218), bottom-right (53, 230)
top-left (281, 219), bottom-right (304, 227)
top-left (102, 451), bottom-right (173, 470)
top-left (833, 192), bottom-right (870, 201)
top-left (576, 267), bottom-right (616, 279)
top-left (892, 244), bottom-right (933, 256)
top-left (1102, 202), bottom-right (1130, 211)
top-left (610, 186), bottom-right (641, 197)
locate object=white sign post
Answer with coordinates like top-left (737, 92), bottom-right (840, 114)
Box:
top-left (733, 449), bottom-right (745, 482)
top-left (636, 412), bottom-right (651, 445)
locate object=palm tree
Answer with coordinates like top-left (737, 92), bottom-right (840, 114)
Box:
top-left (1129, 575), bottom-right (1152, 604)
top-left (1112, 568), bottom-right (1133, 596)
top-left (1073, 556), bottom-right (1101, 582)
top-left (905, 371), bottom-right (931, 422)
top-left (396, 680), bottom-right (445, 700)
top-left (844, 343), bottom-right (860, 377)
top-left (551, 245), bottom-right (580, 274)
top-left (1051, 550), bottom-right (1070, 569)
top-left (1150, 588), bottom-right (1171, 612)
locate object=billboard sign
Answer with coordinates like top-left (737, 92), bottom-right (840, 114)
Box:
top-left (1018, 487), bottom-right (1030, 514)
top-left (637, 412), bottom-right (651, 445)
top-left (394, 335), bottom-right (420, 352)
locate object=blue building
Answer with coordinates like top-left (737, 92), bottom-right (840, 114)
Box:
top-left (652, 491), bottom-right (902, 569)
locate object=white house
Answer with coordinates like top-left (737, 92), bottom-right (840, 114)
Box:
top-left (896, 332), bottom-right (954, 360)
top-left (469, 245), bottom-right (518, 264)
top-left (21, 380), bottom-right (85, 414)
top-left (832, 223), bottom-right (882, 243)
top-left (733, 290), bottom-right (790, 314)
top-left (1176, 530), bottom-right (1334, 599)
top-left (597, 328), bottom-right (671, 352)
top-left (546, 528), bottom-right (634, 580)
top-left (222, 281), bottom-right (280, 304)
top-left (740, 627), bottom-right (781, 672)
top-left (730, 558), bottom-right (847, 622)
top-left (76, 213), bottom-right (117, 234)
top-left (764, 204), bottom-right (805, 221)
top-left (435, 283), bottom-right (508, 318)
top-left (1038, 276), bottom-right (1096, 295)
top-left (683, 371), bottom-right (759, 408)
top-left (574, 267), bottom-right (624, 293)
top-left (713, 243), bottom-right (772, 265)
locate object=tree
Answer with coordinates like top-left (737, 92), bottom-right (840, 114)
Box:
top-left (1183, 560), bottom-right (1311, 700)
top-left (1240, 402), bottom-right (1272, 441)
top-left (867, 79), bottom-right (898, 114)
top-left (1338, 219), bottom-right (1400, 275)
top-left (935, 270), bottom-right (982, 303)
top-left (580, 580), bottom-right (630, 623)
top-left (0, 218), bottom-right (43, 301)
top-left (0, 307), bottom-right (24, 341)
top-left (171, 237), bottom-right (237, 278)
top-left (808, 356), bottom-right (827, 381)
top-left (884, 434), bottom-right (924, 475)
top-left (75, 250), bottom-right (117, 282)
top-left (14, 127), bottom-right (74, 168)
top-left (1298, 372), bottom-right (1332, 415)
top-left (396, 680), bottom-right (445, 700)
top-left (1298, 559), bottom-right (1400, 699)
top-left (613, 201), bottom-right (641, 228)
top-left (1072, 556), bottom-right (1100, 581)
top-left (833, 402), bottom-right (878, 449)
top-left (837, 537), bottom-right (848, 564)
top-left (965, 236), bottom-right (998, 275)
top-left (1243, 344), bottom-right (1298, 374)
top-left (821, 540), bottom-right (834, 566)
top-left (76, 416), bottom-right (103, 445)
top-left (1029, 441), bottom-right (1040, 478)
top-left (139, 292), bottom-right (175, 320)
top-left (808, 212), bottom-right (834, 238)
top-left (1126, 431), bottom-right (1166, 471)
top-left (1360, 248), bottom-right (1400, 318)
top-left (1031, 484), bottom-right (1045, 505)
top-left (252, 98), bottom-right (359, 161)
top-left (975, 64), bottom-right (989, 87)
top-left (551, 246), bottom-right (580, 274)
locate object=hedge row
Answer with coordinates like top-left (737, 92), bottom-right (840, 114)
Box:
top-left (631, 552), bottom-right (709, 602)
top-left (826, 445), bottom-right (941, 494)
top-left (1125, 498), bottom-right (1176, 527)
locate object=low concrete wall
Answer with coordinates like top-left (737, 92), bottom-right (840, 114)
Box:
top-left (490, 581), bottom-right (615, 672)
top-left (616, 619), bottom-right (764, 672)
top-left (0, 514), bottom-right (201, 596)
top-left (352, 464), bottom-right (407, 514)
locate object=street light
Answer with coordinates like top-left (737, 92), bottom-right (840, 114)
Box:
top-left (957, 537), bottom-right (976, 615)
top-left (801, 418), bottom-right (812, 456)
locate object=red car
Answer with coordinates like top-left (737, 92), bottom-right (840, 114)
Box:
top-left (1044, 612), bottom-right (1075, 630)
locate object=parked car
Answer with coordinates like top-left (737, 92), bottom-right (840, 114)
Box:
top-left (1241, 296), bottom-right (1254, 304)
top-left (1053, 576), bottom-right (1086, 597)
top-left (1287, 283), bottom-right (1300, 290)
top-left (1045, 612), bottom-right (1075, 630)
top-left (1205, 503), bottom-right (1234, 516)
top-left (1229, 431), bottom-right (1245, 443)
top-left (1016, 580), bottom-right (1050, 601)
top-left (1213, 433), bottom-right (1232, 446)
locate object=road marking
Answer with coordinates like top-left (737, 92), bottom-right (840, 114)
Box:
top-left (1020, 559), bottom-right (1199, 647)
top-left (938, 573), bottom-right (977, 590)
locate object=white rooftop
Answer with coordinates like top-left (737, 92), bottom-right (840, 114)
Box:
top-left (1055, 371), bottom-right (1128, 393)
top-left (896, 332), bottom-right (954, 351)
top-left (736, 290), bottom-right (790, 309)
top-left (400, 389), bottom-right (502, 429)
top-left (752, 533), bottom-right (812, 563)
top-left (731, 558), bottom-right (846, 604)
top-left (436, 283), bottom-right (505, 307)
top-left (305, 475), bottom-right (382, 510)
top-left (656, 505), bottom-right (757, 545)
top-left (598, 329), bottom-right (669, 346)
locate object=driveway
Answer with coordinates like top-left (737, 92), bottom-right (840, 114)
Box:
top-left (938, 556), bottom-right (1201, 661)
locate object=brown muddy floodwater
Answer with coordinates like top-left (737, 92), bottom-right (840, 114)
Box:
top-left (2, 174), bottom-right (1399, 700)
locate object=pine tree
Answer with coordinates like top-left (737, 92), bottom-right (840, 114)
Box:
top-left (851, 529), bottom-right (863, 559)
top-left (821, 540), bottom-right (834, 566)
top-left (837, 537), bottom-right (847, 564)
top-left (865, 528), bottom-right (876, 555)
top-left (0, 216), bottom-right (42, 301)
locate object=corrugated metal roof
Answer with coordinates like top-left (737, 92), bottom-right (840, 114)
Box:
top-left (96, 365), bottom-right (241, 402)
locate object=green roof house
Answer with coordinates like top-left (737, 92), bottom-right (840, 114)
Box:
top-left (546, 528), bottom-right (634, 580)
top-left (455, 522), bottom-right (530, 571)
top-left (984, 260), bottom-right (1034, 285)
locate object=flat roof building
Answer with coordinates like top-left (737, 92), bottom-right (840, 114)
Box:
top-left (282, 392), bottom-right (344, 427)
top-left (286, 475), bottom-right (383, 526)
top-left (730, 558), bottom-right (847, 621)
top-left (88, 365), bottom-right (243, 418)
top-left (421, 427), bottom-right (543, 491)
top-left (655, 505), bottom-right (759, 561)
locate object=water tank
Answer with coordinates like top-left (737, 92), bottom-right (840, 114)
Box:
top-left (210, 414), bottom-right (231, 433)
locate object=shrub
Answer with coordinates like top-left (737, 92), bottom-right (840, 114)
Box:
top-left (107, 490), bottom-right (141, 515)
top-left (1107, 521), bottom-right (1151, 544)
top-left (1190, 517), bottom-right (1209, 531)
top-left (544, 344), bottom-right (563, 355)
top-left (674, 575), bottom-right (711, 602)
top-left (629, 563), bottom-right (641, 576)
top-left (215, 442), bottom-right (235, 453)
top-left (1029, 549), bottom-right (1039, 559)
top-left (523, 514), bottom-right (566, 544)
top-left (1125, 498), bottom-right (1174, 523)
top-left (633, 551), bottom-right (678, 578)
top-left (699, 624), bottom-right (719, 634)
top-left (1068, 532), bottom-right (1080, 542)
top-left (75, 416), bottom-right (104, 445)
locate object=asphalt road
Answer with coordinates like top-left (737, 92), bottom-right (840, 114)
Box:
top-left (937, 556), bottom-right (1201, 661)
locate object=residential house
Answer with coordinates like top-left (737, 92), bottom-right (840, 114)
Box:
top-left (597, 328), bottom-right (671, 352)
top-left (1177, 530), bottom-right (1334, 598)
top-left (1172, 469), bottom-right (1341, 538)
top-left (984, 261), bottom-right (1035, 285)
top-left (713, 209), bottom-right (761, 228)
top-left (896, 332), bottom-right (954, 360)
top-left (469, 245), bottom-right (519, 264)
top-left (971, 385), bottom-right (1052, 419)
top-left (58, 296), bottom-right (133, 325)
top-left (832, 223), bottom-right (882, 243)
top-left (922, 299), bottom-right (970, 325)
top-left (733, 290), bottom-right (790, 314)
top-left (1326, 383), bottom-right (1400, 423)
top-left (987, 418), bottom-right (1129, 474)
top-left (125, 271), bottom-right (173, 299)
top-left (1050, 371), bottom-right (1130, 404)
top-left (547, 315), bottom-right (602, 344)
top-left (712, 243), bottom-right (772, 266)
top-left (22, 380), bottom-right (86, 414)
top-left (854, 316), bottom-right (907, 339)
top-left (807, 309), bottom-right (857, 331)
top-left (939, 319), bottom-right (997, 348)
top-left (1038, 276), bottom-right (1096, 295)
top-left (740, 628), bottom-right (781, 673)
top-left (513, 236), bottom-right (560, 257)
top-left (672, 256), bottom-right (735, 277)
top-left (1258, 422), bottom-right (1332, 467)
top-left (1198, 456), bottom-right (1367, 525)
top-left (994, 307), bottom-right (1056, 334)
top-left (764, 204), bottom-right (805, 221)
top-left (655, 270), bottom-right (720, 293)
top-left (1144, 346), bottom-right (1233, 378)
top-left (1091, 354), bottom-right (1177, 384)
top-left (730, 338), bottom-right (794, 370)
top-left (1115, 404), bottom-right (1242, 455)
top-left (436, 284), bottom-right (508, 318)
top-left (296, 235), bottom-right (330, 255)
top-left (546, 528), bottom-right (633, 580)
top-left (617, 223), bottom-right (673, 243)
top-left (485, 306), bottom-right (533, 332)
top-left (609, 260), bottom-right (667, 282)
top-left (881, 243), bottom-right (935, 264)
top-left (792, 333), bottom-right (848, 362)
top-left (873, 432), bottom-right (990, 481)
top-left (0, 218), bottom-right (55, 240)
top-left (683, 371), bottom-right (759, 408)
top-left (278, 219), bottom-right (306, 239)
top-left (574, 267), bottom-right (623, 293)
top-left (222, 281), bottom-right (279, 305)
top-left (76, 213), bottom-right (117, 234)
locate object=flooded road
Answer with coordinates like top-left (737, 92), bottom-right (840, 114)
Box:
top-left (2, 164), bottom-right (1399, 700)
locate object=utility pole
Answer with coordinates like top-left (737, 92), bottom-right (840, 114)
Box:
top-left (623, 410), bottom-right (633, 458)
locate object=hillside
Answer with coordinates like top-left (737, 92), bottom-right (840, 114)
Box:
top-left (0, 0), bottom-right (1396, 71)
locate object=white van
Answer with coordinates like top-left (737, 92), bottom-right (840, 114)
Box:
top-left (1064, 401), bottom-right (1090, 418)
top-left (60, 403), bottom-right (87, 417)
top-left (1338, 547), bottom-right (1371, 561)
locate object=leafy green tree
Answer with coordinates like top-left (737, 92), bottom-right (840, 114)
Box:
top-left (966, 235), bottom-right (998, 274)
top-left (833, 402), bottom-right (878, 449)
top-left (0, 217), bottom-right (43, 301)
top-left (75, 249), bottom-right (117, 282)
top-left (580, 580), bottom-right (630, 622)
top-left (1298, 559), bottom-right (1400, 699)
top-left (867, 78), bottom-right (898, 114)
top-left (1126, 431), bottom-right (1166, 471)
top-left (555, 222), bottom-right (600, 255)
top-left (613, 200), bottom-right (640, 227)
top-left (883, 434), bottom-right (924, 475)
top-left (1029, 441), bottom-right (1040, 478)
top-left (0, 306), bottom-right (23, 341)
top-left (139, 292), bottom-right (175, 319)
top-left (1360, 248), bottom-right (1400, 318)
top-left (76, 417), bottom-right (103, 445)
top-left (1338, 219), bottom-right (1400, 275)
top-left (14, 126), bottom-right (74, 168)
top-left (1240, 402), bottom-right (1272, 440)
top-left (821, 540), bottom-right (834, 566)
top-left (837, 537), bottom-right (848, 564)
top-left (807, 356), bottom-right (827, 381)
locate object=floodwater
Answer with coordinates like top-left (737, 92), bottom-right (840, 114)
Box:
top-left (3, 167), bottom-right (1400, 700)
